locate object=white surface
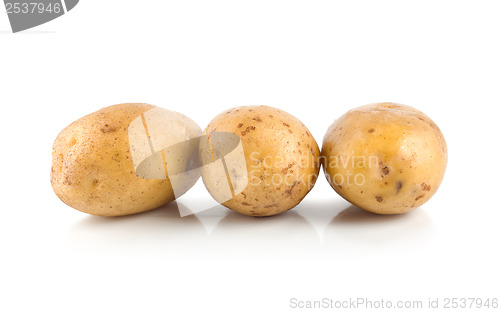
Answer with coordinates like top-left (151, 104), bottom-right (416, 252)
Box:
top-left (1, 1), bottom-right (499, 311)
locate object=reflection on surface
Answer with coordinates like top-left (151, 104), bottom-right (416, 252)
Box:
top-left (294, 198), bottom-right (348, 245)
top-left (325, 205), bottom-right (435, 255)
top-left (207, 208), bottom-right (318, 255)
top-left (66, 199), bottom-right (435, 257)
top-left (65, 201), bottom-right (209, 254)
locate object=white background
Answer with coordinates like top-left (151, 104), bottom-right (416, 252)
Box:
top-left (1, 1), bottom-right (499, 311)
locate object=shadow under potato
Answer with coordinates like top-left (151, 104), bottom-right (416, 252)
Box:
top-left (65, 199), bottom-right (436, 257)
top-left (333, 205), bottom-right (410, 224)
top-left (65, 201), bottom-right (208, 254)
top-left (207, 208), bottom-right (319, 254)
top-left (71, 200), bottom-right (195, 228)
top-left (323, 205), bottom-right (436, 254)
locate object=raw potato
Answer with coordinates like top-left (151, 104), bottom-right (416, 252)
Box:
top-left (202, 106), bottom-right (320, 217)
top-left (321, 103), bottom-right (447, 214)
top-left (51, 103), bottom-right (201, 216)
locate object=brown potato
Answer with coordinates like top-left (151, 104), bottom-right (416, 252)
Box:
top-left (321, 103), bottom-right (447, 214)
top-left (51, 103), bottom-right (201, 216)
top-left (201, 106), bottom-right (320, 217)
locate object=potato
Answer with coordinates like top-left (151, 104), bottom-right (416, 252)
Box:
top-left (51, 103), bottom-right (201, 216)
top-left (201, 106), bottom-right (320, 217)
top-left (321, 103), bottom-right (447, 214)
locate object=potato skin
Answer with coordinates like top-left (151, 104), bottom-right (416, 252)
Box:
top-left (51, 103), bottom-right (191, 216)
top-left (321, 103), bottom-right (447, 214)
top-left (204, 106), bottom-right (320, 217)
